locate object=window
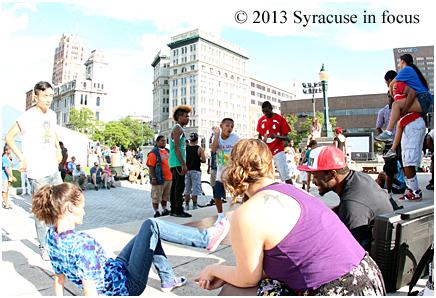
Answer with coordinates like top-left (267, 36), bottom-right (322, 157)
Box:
top-left (95, 112), bottom-right (100, 121)
top-left (85, 95), bottom-right (88, 105)
top-left (96, 97), bottom-right (100, 106)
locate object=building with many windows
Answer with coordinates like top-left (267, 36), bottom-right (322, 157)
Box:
top-left (52, 33), bottom-right (86, 86)
top-left (50, 50), bottom-right (108, 127)
top-left (25, 89), bottom-right (34, 111)
top-left (151, 29), bottom-right (294, 146)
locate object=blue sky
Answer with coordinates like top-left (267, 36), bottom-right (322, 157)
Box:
top-left (1, 1), bottom-right (434, 121)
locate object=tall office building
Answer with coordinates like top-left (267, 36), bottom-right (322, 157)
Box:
top-left (151, 29), bottom-right (294, 146)
top-left (393, 46), bottom-right (434, 128)
top-left (51, 50), bottom-right (108, 127)
top-left (52, 33), bottom-right (86, 86)
top-left (151, 50), bottom-right (171, 131)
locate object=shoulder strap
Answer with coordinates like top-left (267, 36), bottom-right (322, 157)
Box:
top-left (408, 244), bottom-right (434, 296)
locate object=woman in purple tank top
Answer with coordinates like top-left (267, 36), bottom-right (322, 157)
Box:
top-left (194, 139), bottom-right (385, 296)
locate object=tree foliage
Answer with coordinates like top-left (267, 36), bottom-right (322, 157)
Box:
top-left (69, 108), bottom-right (105, 141)
top-left (102, 117), bottom-right (154, 151)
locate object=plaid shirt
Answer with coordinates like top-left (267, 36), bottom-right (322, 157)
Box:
top-left (376, 104), bottom-right (396, 145)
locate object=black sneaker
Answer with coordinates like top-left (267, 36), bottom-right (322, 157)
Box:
top-left (95, 186), bottom-right (99, 191)
top-left (107, 186), bottom-right (111, 190)
top-left (426, 183), bottom-right (434, 190)
top-left (161, 209), bottom-right (170, 216)
top-left (154, 211), bottom-right (161, 218)
top-left (206, 199), bottom-right (215, 206)
top-left (176, 212), bottom-right (192, 218)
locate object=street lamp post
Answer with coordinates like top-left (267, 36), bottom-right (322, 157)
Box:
top-left (319, 64), bottom-right (333, 137)
top-left (302, 82), bottom-right (322, 117)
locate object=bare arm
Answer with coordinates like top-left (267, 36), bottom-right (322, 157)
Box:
top-left (5, 123), bottom-right (27, 172)
top-left (54, 131), bottom-right (63, 163)
top-left (211, 127), bottom-right (220, 153)
top-left (172, 126), bottom-right (187, 174)
top-left (196, 208), bottom-right (265, 289)
top-left (54, 273), bottom-right (65, 296)
top-left (82, 279), bottom-right (99, 296)
top-left (269, 133), bottom-right (290, 142)
top-left (198, 147), bottom-right (206, 163)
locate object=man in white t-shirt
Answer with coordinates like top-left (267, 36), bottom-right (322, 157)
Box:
top-left (5, 81), bottom-right (63, 261)
top-left (72, 163), bottom-right (88, 190)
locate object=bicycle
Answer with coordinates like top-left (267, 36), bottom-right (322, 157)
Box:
top-left (197, 181), bottom-right (214, 207)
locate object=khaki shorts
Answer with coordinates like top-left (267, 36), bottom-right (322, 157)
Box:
top-left (2, 179), bottom-right (9, 193)
top-left (151, 180), bottom-right (172, 204)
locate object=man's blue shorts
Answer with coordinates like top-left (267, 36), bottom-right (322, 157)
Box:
top-left (213, 181), bottom-right (225, 198)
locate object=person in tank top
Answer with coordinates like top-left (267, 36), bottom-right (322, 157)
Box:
top-left (194, 139), bottom-right (386, 296)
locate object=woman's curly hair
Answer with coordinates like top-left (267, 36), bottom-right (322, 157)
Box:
top-left (222, 139), bottom-right (272, 204)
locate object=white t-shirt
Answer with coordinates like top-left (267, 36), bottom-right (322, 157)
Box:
top-left (216, 134), bottom-right (240, 181)
top-left (72, 168), bottom-right (87, 177)
top-left (17, 107), bottom-right (59, 179)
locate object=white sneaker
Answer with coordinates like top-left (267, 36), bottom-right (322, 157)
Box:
top-left (41, 247), bottom-right (50, 261)
top-left (213, 215), bottom-right (225, 227)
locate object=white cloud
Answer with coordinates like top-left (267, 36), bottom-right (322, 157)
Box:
top-left (0, 3), bottom-right (37, 35)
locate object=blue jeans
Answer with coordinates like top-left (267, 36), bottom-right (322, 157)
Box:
top-left (29, 171), bottom-right (63, 250)
top-left (115, 218), bottom-right (210, 296)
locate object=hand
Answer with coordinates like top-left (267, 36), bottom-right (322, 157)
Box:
top-left (262, 134), bottom-right (268, 142)
top-left (269, 133), bottom-right (277, 139)
top-left (194, 265), bottom-right (226, 291)
top-left (181, 164), bottom-right (188, 175)
top-left (194, 277), bottom-right (226, 291)
top-left (212, 126), bottom-right (220, 135)
top-left (19, 159), bottom-right (27, 172)
top-left (12, 177), bottom-right (17, 183)
top-left (207, 168), bottom-right (210, 174)
top-left (152, 179), bottom-right (157, 186)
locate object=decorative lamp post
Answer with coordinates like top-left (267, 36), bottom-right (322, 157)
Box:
top-left (319, 64), bottom-right (333, 137)
top-left (302, 82), bottom-right (322, 117)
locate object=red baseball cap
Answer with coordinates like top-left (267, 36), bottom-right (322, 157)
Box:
top-left (297, 146), bottom-right (347, 172)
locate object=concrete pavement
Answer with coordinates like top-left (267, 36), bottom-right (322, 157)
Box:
top-left (2, 171), bottom-right (433, 296)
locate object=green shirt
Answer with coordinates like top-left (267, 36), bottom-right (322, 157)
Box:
top-left (169, 124), bottom-right (186, 168)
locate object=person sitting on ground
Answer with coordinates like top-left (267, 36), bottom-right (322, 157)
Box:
top-left (375, 54), bottom-right (433, 159)
top-left (66, 156), bottom-right (77, 176)
top-left (31, 183), bottom-right (231, 296)
top-left (131, 158), bottom-right (145, 185)
top-left (90, 162), bottom-right (108, 191)
top-left (298, 146), bottom-right (396, 251)
top-left (376, 160), bottom-right (407, 195)
top-left (122, 158), bottom-right (138, 183)
top-left (307, 116), bottom-right (321, 145)
top-left (102, 163), bottom-right (116, 189)
top-left (195, 139), bottom-right (385, 295)
top-left (72, 163), bottom-right (88, 191)
top-left (147, 135), bottom-right (172, 218)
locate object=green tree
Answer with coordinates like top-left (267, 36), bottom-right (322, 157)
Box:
top-left (285, 114), bottom-right (302, 148)
top-left (69, 108), bottom-right (105, 141)
top-left (102, 117), bottom-right (155, 150)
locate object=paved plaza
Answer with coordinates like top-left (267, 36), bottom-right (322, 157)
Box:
top-left (2, 171), bottom-right (433, 296)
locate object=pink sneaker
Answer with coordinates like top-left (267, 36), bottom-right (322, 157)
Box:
top-left (207, 217), bottom-right (230, 252)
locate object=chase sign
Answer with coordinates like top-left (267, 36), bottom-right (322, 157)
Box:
top-left (397, 48), bottom-right (418, 53)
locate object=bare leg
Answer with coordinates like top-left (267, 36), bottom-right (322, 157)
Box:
top-left (390, 122), bottom-right (404, 151)
top-left (184, 194), bottom-right (190, 206)
top-left (215, 197), bottom-right (223, 213)
top-left (386, 98), bottom-right (422, 131)
top-left (2, 192), bottom-right (9, 208)
top-left (307, 172), bottom-right (312, 192)
top-left (153, 202), bottom-right (159, 212)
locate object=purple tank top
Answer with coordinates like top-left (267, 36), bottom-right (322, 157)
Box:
top-left (260, 183), bottom-right (365, 291)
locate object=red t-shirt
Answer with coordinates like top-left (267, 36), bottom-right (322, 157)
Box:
top-left (257, 114), bottom-right (291, 155)
top-left (146, 149), bottom-right (172, 181)
top-left (394, 81), bottom-right (406, 101)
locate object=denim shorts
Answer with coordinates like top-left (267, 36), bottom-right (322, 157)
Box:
top-left (417, 92), bottom-right (432, 115)
top-left (184, 170), bottom-right (202, 196)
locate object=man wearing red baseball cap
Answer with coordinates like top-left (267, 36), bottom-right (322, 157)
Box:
top-left (298, 146), bottom-right (395, 252)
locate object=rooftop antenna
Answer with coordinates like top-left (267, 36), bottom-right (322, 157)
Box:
top-left (70, 13), bottom-right (75, 34)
